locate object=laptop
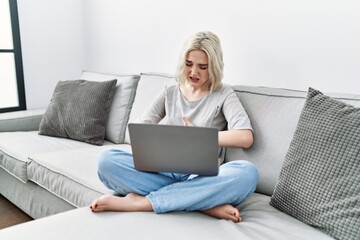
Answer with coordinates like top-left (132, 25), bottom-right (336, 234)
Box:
top-left (128, 123), bottom-right (219, 176)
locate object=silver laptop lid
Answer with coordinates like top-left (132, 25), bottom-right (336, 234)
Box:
top-left (128, 123), bottom-right (219, 176)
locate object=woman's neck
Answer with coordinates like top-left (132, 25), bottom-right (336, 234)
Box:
top-left (180, 83), bottom-right (210, 102)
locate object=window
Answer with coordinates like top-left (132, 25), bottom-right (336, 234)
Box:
top-left (0, 0), bottom-right (25, 113)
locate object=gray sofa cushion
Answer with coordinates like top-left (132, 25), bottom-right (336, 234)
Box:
top-left (226, 85), bottom-right (360, 197)
top-left (0, 167), bottom-right (75, 219)
top-left (81, 71), bottom-right (140, 144)
top-left (226, 86), bottom-right (308, 195)
top-left (27, 145), bottom-right (132, 207)
top-left (0, 131), bottom-right (104, 182)
top-left (270, 88), bottom-right (360, 240)
top-left (124, 73), bottom-right (176, 144)
top-left (0, 193), bottom-right (334, 240)
top-left (39, 79), bottom-right (117, 145)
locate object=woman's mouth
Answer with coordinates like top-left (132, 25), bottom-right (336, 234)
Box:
top-left (189, 76), bottom-right (199, 83)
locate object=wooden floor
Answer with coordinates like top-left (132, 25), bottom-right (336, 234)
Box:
top-left (0, 194), bottom-right (33, 229)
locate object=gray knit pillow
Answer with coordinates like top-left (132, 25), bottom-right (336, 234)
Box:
top-left (39, 79), bottom-right (117, 145)
top-left (270, 88), bottom-right (360, 240)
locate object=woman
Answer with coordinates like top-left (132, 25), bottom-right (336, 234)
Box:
top-left (90, 31), bottom-right (259, 223)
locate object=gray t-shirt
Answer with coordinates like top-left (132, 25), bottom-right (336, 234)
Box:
top-left (139, 84), bottom-right (253, 132)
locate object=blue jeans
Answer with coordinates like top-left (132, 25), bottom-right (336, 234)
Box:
top-left (97, 149), bottom-right (259, 213)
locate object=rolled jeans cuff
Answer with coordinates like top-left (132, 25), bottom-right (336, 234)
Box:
top-left (146, 194), bottom-right (162, 213)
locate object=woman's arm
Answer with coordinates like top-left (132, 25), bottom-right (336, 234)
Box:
top-left (183, 116), bottom-right (253, 149)
top-left (138, 89), bottom-right (166, 124)
top-left (218, 129), bottom-right (253, 148)
top-left (220, 88), bottom-right (254, 149)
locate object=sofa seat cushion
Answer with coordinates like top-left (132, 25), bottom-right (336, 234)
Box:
top-left (0, 193), bottom-right (334, 240)
top-left (238, 194), bottom-right (334, 240)
top-left (27, 144), bottom-right (132, 208)
top-left (0, 131), bottom-right (114, 182)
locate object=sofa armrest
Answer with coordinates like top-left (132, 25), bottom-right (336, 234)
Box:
top-left (0, 109), bottom-right (45, 132)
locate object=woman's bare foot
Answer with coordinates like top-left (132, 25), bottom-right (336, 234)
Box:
top-left (201, 204), bottom-right (241, 222)
top-left (91, 194), bottom-right (240, 222)
top-left (90, 193), bottom-right (153, 212)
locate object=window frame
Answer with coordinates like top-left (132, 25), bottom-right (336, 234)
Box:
top-left (0, 0), bottom-right (26, 113)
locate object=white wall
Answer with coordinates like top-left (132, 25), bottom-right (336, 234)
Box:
top-left (17, 0), bottom-right (85, 109)
top-left (18, 0), bottom-right (360, 109)
top-left (84, 0), bottom-right (360, 94)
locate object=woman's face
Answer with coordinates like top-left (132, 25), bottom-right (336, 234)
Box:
top-left (184, 50), bottom-right (210, 90)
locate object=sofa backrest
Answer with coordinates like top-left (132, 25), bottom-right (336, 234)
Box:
top-left (91, 70), bottom-right (360, 197)
top-left (227, 85), bottom-right (360, 196)
top-left (124, 73), bottom-right (177, 144)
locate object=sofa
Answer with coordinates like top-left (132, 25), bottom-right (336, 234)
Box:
top-left (0, 71), bottom-right (359, 240)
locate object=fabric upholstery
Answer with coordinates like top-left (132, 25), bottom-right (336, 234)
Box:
top-left (39, 79), bottom-right (117, 145)
top-left (0, 109), bottom-right (45, 132)
top-left (0, 131), bottom-right (110, 182)
top-left (226, 85), bottom-right (360, 197)
top-left (124, 73), bottom-right (176, 143)
top-left (226, 86), bottom-right (307, 195)
top-left (0, 167), bottom-right (75, 219)
top-left (27, 145), bottom-right (132, 207)
top-left (270, 88), bottom-right (360, 240)
top-left (81, 71), bottom-right (140, 144)
top-left (0, 193), bottom-right (334, 240)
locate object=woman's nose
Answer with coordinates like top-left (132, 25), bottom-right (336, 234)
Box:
top-left (190, 66), bottom-right (198, 76)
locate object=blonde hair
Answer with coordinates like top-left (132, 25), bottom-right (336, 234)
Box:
top-left (175, 31), bottom-right (224, 92)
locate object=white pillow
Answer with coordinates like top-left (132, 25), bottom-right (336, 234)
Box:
top-left (124, 72), bottom-right (176, 144)
top-left (81, 71), bottom-right (140, 144)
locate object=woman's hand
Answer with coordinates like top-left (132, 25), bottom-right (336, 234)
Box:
top-left (183, 116), bottom-right (193, 126)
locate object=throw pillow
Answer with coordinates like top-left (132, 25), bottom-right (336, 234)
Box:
top-left (270, 87), bottom-right (360, 240)
top-left (38, 79), bottom-right (117, 145)
top-left (81, 71), bottom-right (140, 144)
